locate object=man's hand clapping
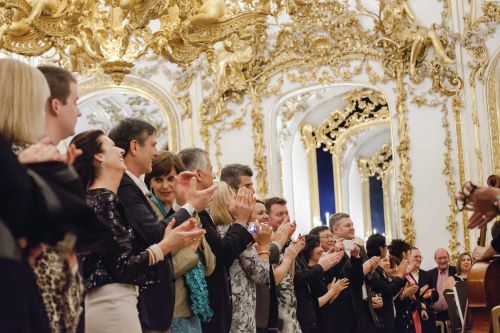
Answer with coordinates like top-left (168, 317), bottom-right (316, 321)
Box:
top-left (283, 237), bottom-right (305, 261)
top-left (175, 171), bottom-right (218, 212)
top-left (419, 284), bottom-right (435, 299)
top-left (400, 282), bottom-right (419, 299)
top-left (274, 222), bottom-right (296, 246)
top-left (158, 218), bottom-right (206, 254)
top-left (229, 187), bottom-right (254, 224)
top-left (363, 256), bottom-right (380, 275)
top-left (18, 137), bottom-right (82, 165)
top-left (318, 249), bottom-right (343, 271)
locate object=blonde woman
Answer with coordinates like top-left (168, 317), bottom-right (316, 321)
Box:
top-left (0, 58), bottom-right (49, 147)
top-left (210, 182), bottom-right (272, 333)
top-left (0, 59), bottom-right (90, 333)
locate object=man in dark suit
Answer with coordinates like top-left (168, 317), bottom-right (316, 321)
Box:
top-left (428, 248), bottom-right (457, 324)
top-left (178, 149), bottom-right (257, 333)
top-left (326, 213), bottom-right (374, 333)
top-left (109, 119), bottom-right (211, 333)
top-left (408, 247), bottom-right (439, 333)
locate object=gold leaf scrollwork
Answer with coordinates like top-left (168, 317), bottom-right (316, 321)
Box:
top-left (463, 2), bottom-right (500, 84)
top-left (357, 144), bottom-right (393, 179)
top-left (0, 0), bottom-right (267, 83)
top-left (441, 101), bottom-right (459, 261)
top-left (395, 64), bottom-right (415, 245)
top-left (307, 89), bottom-right (390, 153)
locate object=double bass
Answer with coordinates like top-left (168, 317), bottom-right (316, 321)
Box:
top-left (467, 175), bottom-right (500, 333)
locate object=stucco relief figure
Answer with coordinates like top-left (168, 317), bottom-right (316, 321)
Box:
top-left (159, 5), bottom-right (180, 40)
top-left (189, 0), bottom-right (225, 25)
top-left (379, 0), bottom-right (454, 76)
top-left (0, 0), bottom-right (64, 39)
top-left (214, 33), bottom-right (255, 92)
top-left (119, 0), bottom-right (144, 12)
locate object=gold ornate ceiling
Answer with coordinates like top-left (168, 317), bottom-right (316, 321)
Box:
top-left (0, 0), bottom-right (268, 83)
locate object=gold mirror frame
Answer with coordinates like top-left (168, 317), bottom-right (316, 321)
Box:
top-left (78, 75), bottom-right (180, 152)
top-left (300, 88), bottom-right (395, 236)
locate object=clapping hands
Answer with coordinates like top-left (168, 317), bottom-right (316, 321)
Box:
top-left (419, 284), bottom-right (435, 299)
top-left (318, 248), bottom-right (343, 271)
top-left (18, 138), bottom-right (82, 165)
top-left (175, 171), bottom-right (218, 212)
top-left (159, 218), bottom-right (206, 254)
top-left (363, 256), bottom-right (380, 275)
top-left (284, 237), bottom-right (306, 261)
top-left (229, 187), bottom-right (254, 224)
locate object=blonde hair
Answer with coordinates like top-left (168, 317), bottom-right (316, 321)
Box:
top-left (209, 181), bottom-right (233, 226)
top-left (0, 58), bottom-right (50, 144)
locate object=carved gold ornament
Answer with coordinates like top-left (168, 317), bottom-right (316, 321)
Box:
top-left (0, 0), bottom-right (267, 83)
top-left (300, 89), bottom-right (390, 153)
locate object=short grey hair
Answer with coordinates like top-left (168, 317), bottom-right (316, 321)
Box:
top-left (328, 213), bottom-right (350, 231)
top-left (178, 148), bottom-right (209, 172)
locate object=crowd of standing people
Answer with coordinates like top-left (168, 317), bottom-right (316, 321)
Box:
top-left (1, 58), bottom-right (499, 333)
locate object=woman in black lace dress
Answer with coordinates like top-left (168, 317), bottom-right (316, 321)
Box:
top-left (71, 130), bottom-right (204, 333)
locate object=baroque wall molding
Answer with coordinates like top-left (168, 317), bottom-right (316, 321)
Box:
top-left (79, 75), bottom-right (181, 152)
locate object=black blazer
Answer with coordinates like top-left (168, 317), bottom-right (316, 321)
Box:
top-left (199, 210), bottom-right (254, 333)
top-left (414, 269), bottom-right (439, 304)
top-left (413, 269), bottom-right (439, 333)
top-left (428, 266), bottom-right (457, 290)
top-left (368, 267), bottom-right (405, 332)
top-left (117, 173), bottom-right (191, 331)
top-left (323, 254), bottom-right (364, 333)
top-left (294, 255), bottom-right (324, 332)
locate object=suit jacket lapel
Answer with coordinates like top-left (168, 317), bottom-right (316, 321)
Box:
top-left (119, 173), bottom-right (153, 243)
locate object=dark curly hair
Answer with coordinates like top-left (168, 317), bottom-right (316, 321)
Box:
top-left (70, 130), bottom-right (105, 188)
top-left (366, 234), bottom-right (387, 258)
top-left (388, 239), bottom-right (411, 261)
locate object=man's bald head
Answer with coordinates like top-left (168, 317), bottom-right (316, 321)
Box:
top-left (434, 248), bottom-right (450, 271)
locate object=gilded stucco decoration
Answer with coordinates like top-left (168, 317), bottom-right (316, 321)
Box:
top-left (300, 89), bottom-right (390, 153)
top-left (357, 144), bottom-right (393, 179)
top-left (300, 88), bottom-right (391, 217)
top-left (487, 51), bottom-right (500, 176)
top-left (463, 1), bottom-right (500, 184)
top-left (0, 0), bottom-right (268, 83)
top-left (0, 0), bottom-right (470, 245)
top-left (408, 84), bottom-right (464, 257)
top-left (194, 0), bottom-right (462, 244)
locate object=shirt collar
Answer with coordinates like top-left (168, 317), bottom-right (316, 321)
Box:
top-left (125, 170), bottom-right (151, 197)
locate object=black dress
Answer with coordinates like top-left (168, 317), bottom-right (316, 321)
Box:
top-left (81, 188), bottom-right (151, 291)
